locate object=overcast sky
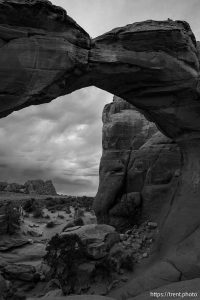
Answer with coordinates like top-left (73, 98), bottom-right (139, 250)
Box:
top-left (0, 0), bottom-right (199, 196)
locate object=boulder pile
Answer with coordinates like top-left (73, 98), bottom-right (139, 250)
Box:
top-left (44, 222), bottom-right (158, 296)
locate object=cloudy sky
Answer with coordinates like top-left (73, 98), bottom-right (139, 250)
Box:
top-left (0, 0), bottom-right (199, 196)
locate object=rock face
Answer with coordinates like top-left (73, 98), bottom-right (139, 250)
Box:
top-left (0, 0), bottom-right (90, 118)
top-left (94, 96), bottom-right (157, 228)
top-left (24, 179), bottom-right (57, 195)
top-left (94, 97), bottom-right (181, 230)
top-left (132, 132), bottom-right (181, 223)
top-left (0, 1), bottom-right (200, 298)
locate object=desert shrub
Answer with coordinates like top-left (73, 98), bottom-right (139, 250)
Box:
top-left (33, 206), bottom-right (43, 218)
top-left (44, 234), bottom-right (85, 295)
top-left (4, 202), bottom-right (21, 235)
top-left (23, 198), bottom-right (43, 218)
top-left (45, 197), bottom-right (58, 208)
top-left (23, 198), bottom-right (36, 213)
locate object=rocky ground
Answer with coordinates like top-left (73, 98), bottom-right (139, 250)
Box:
top-left (0, 193), bottom-right (159, 300)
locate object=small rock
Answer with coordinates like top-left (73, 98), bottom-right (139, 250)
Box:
top-left (147, 222), bottom-right (157, 229)
top-left (121, 276), bottom-right (128, 282)
top-left (125, 229), bottom-right (132, 235)
top-left (142, 252), bottom-right (148, 258)
top-left (28, 239), bottom-right (34, 244)
top-left (174, 169), bottom-right (181, 177)
top-left (120, 234), bottom-right (125, 241)
top-left (27, 228), bottom-right (43, 237)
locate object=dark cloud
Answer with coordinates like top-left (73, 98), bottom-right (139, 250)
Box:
top-left (0, 0), bottom-right (199, 195)
top-left (0, 87), bottom-right (112, 195)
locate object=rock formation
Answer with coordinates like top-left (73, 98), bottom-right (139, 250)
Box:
top-left (94, 96), bottom-right (157, 228)
top-left (45, 224), bottom-right (120, 295)
top-left (0, 0), bottom-right (200, 299)
top-left (24, 179), bottom-right (57, 195)
top-left (0, 182), bottom-right (25, 193)
top-left (94, 97), bottom-right (181, 231)
top-left (0, 179), bottom-right (57, 195)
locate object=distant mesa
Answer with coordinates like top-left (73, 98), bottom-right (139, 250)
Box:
top-left (0, 179), bottom-right (57, 195)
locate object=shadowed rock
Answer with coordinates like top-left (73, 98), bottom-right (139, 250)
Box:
top-left (94, 97), bottom-right (182, 230)
top-left (0, 0), bottom-right (200, 299)
top-left (94, 96), bottom-right (157, 228)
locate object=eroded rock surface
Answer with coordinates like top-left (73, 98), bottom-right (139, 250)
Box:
top-left (94, 96), bottom-right (157, 228)
top-left (94, 97), bottom-right (181, 230)
top-left (0, 0), bottom-right (90, 118)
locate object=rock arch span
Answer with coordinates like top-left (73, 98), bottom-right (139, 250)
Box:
top-left (1, 0), bottom-right (200, 299)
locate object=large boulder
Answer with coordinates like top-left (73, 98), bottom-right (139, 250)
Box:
top-left (45, 224), bottom-right (125, 295)
top-left (24, 179), bottom-right (57, 195)
top-left (61, 224), bottom-right (120, 259)
top-left (2, 263), bottom-right (39, 282)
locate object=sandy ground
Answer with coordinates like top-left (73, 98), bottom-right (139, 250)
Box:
top-left (0, 207), bottom-right (96, 267)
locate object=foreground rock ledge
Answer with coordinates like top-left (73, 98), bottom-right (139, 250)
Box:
top-left (0, 0), bottom-right (200, 299)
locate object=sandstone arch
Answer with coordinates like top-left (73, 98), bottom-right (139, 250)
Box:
top-left (1, 0), bottom-right (200, 299)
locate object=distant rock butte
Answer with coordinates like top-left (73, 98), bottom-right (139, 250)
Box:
top-left (0, 179), bottom-right (57, 195)
top-left (0, 0), bottom-right (200, 298)
top-left (24, 179), bottom-right (57, 195)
